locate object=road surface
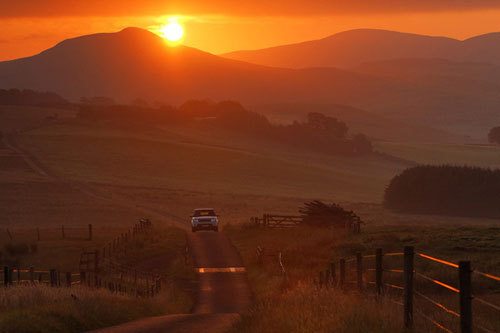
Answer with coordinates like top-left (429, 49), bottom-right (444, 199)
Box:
top-left (90, 231), bottom-right (252, 333)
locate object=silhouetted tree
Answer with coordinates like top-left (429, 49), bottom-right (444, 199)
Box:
top-left (352, 133), bottom-right (373, 153)
top-left (384, 165), bottom-right (500, 218)
top-left (488, 127), bottom-right (500, 144)
top-left (299, 200), bottom-right (362, 228)
top-left (0, 89), bottom-right (68, 106)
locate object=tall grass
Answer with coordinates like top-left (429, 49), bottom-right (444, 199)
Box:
top-left (0, 284), bottom-right (192, 333)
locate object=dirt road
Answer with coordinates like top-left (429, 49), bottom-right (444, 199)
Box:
top-left (92, 231), bottom-right (252, 333)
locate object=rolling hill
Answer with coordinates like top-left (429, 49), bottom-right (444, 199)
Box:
top-left (221, 29), bottom-right (500, 69)
top-left (1, 27), bottom-right (499, 140)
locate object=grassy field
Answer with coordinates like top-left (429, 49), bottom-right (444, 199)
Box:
top-left (375, 141), bottom-right (500, 168)
top-left (0, 284), bottom-right (191, 333)
top-left (225, 222), bottom-right (500, 333)
top-left (15, 120), bottom-right (408, 203)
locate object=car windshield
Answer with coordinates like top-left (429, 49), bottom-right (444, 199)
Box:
top-left (194, 209), bottom-right (216, 217)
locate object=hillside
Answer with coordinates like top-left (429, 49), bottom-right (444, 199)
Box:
top-left (221, 29), bottom-right (500, 69)
top-left (252, 103), bottom-right (464, 143)
top-left (1, 27), bottom-right (499, 139)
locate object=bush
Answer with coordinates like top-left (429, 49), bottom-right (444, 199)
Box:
top-left (5, 243), bottom-right (30, 256)
top-left (384, 165), bottom-right (500, 217)
top-left (299, 200), bottom-right (362, 228)
top-left (488, 127), bottom-right (500, 144)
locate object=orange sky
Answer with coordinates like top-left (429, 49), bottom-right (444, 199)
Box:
top-left (2, 2), bottom-right (500, 61)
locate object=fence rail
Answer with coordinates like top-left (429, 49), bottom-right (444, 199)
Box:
top-left (2, 224), bottom-right (93, 242)
top-left (2, 219), bottom-right (163, 298)
top-left (250, 213), bottom-right (362, 233)
top-left (314, 246), bottom-right (500, 333)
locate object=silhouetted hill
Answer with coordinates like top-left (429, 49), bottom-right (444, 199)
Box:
top-left (0, 27), bottom-right (498, 140)
top-left (222, 29), bottom-right (500, 69)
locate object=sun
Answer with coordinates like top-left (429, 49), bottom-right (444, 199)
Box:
top-left (160, 22), bottom-right (184, 42)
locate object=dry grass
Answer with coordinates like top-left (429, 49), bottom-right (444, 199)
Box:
top-left (0, 284), bottom-right (192, 333)
top-left (226, 222), bottom-right (500, 332)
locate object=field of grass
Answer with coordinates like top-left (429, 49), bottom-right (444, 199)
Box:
top-left (375, 141), bottom-right (500, 168)
top-left (16, 120), bottom-right (408, 203)
top-left (225, 221), bottom-right (500, 332)
top-left (0, 284), bottom-right (191, 333)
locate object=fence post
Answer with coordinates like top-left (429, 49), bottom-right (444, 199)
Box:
top-left (330, 262), bottom-right (336, 287)
top-left (376, 248), bottom-right (383, 295)
top-left (50, 269), bottom-right (56, 287)
top-left (4, 266), bottom-right (8, 286)
top-left (88, 224), bottom-right (92, 241)
top-left (459, 261), bottom-right (472, 333)
top-left (62, 225), bottom-right (65, 239)
top-left (94, 251), bottom-right (99, 287)
top-left (29, 266), bottom-right (34, 285)
top-left (339, 259), bottom-right (345, 288)
top-left (356, 252), bottom-right (363, 292)
top-left (17, 267), bottom-right (21, 284)
top-left (80, 271), bottom-right (86, 285)
top-left (66, 272), bottom-right (71, 287)
top-left (403, 246), bottom-right (414, 329)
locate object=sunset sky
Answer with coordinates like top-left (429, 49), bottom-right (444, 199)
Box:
top-left (2, 1), bottom-right (500, 61)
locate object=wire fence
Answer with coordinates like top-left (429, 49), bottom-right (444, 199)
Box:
top-left (315, 246), bottom-right (500, 333)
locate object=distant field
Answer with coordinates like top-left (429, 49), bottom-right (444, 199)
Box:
top-left (375, 141), bottom-right (500, 168)
top-left (17, 121), bottom-right (409, 203)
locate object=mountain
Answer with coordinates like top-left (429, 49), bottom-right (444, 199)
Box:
top-left (221, 29), bottom-right (500, 69)
top-left (0, 27), bottom-right (498, 140)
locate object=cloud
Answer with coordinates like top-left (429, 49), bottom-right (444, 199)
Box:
top-left (1, 0), bottom-right (500, 17)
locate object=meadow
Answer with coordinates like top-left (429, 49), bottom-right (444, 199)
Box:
top-left (225, 222), bottom-right (500, 333)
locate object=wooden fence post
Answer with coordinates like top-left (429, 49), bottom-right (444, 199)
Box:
top-left (17, 267), bottom-right (21, 284)
top-left (356, 252), bottom-right (363, 292)
top-left (80, 271), bottom-right (86, 285)
top-left (8, 267), bottom-right (13, 285)
top-left (66, 272), bottom-right (71, 287)
top-left (376, 248), bottom-right (383, 295)
top-left (88, 224), bottom-right (92, 241)
top-left (330, 262), bottom-right (336, 287)
top-left (4, 266), bottom-right (8, 286)
top-left (94, 251), bottom-right (99, 287)
top-left (459, 261), bottom-right (472, 333)
top-left (50, 269), bottom-right (56, 287)
top-left (29, 266), bottom-right (34, 285)
top-left (403, 246), bottom-right (414, 329)
top-left (339, 259), bottom-right (345, 288)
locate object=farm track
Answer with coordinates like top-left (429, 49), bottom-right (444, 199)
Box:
top-left (4, 134), bottom-right (252, 332)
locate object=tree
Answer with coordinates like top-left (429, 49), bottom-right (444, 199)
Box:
top-left (488, 127), bottom-right (500, 144)
top-left (352, 133), bottom-right (373, 153)
top-left (299, 200), bottom-right (362, 228)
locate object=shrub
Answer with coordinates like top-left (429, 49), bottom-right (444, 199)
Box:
top-left (384, 165), bottom-right (500, 217)
top-left (299, 200), bottom-right (362, 228)
top-left (488, 126), bottom-right (500, 144)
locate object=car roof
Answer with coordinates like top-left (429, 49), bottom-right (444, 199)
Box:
top-left (194, 208), bottom-right (215, 211)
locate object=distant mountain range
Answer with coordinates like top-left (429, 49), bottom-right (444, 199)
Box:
top-left (222, 29), bottom-right (500, 69)
top-left (1, 27), bottom-right (499, 140)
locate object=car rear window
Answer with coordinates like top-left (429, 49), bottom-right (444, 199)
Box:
top-left (194, 210), bottom-right (216, 216)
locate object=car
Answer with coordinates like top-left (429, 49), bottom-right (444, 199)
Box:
top-left (191, 208), bottom-right (219, 232)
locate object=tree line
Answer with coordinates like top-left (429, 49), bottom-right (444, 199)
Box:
top-left (384, 165), bottom-right (500, 218)
top-left (0, 89), bottom-right (68, 106)
top-left (78, 99), bottom-right (373, 155)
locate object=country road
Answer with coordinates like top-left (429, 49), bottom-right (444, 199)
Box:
top-left (3, 133), bottom-right (252, 333)
top-left (91, 231), bottom-right (252, 333)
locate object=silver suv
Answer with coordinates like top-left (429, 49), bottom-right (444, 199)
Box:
top-left (191, 208), bottom-right (219, 232)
